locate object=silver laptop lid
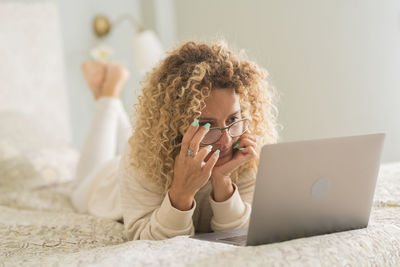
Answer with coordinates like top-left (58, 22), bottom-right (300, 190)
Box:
top-left (246, 133), bottom-right (385, 246)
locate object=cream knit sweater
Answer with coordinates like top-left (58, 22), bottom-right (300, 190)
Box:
top-left (87, 143), bottom-right (256, 241)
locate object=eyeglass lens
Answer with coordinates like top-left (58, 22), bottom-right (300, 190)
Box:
top-left (201, 120), bottom-right (248, 145)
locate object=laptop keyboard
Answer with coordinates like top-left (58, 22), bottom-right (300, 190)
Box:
top-left (218, 234), bottom-right (247, 243)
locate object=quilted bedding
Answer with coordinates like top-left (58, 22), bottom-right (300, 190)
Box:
top-left (1, 156), bottom-right (399, 266)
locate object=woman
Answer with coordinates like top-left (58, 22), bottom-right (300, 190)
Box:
top-left (70, 40), bottom-right (278, 241)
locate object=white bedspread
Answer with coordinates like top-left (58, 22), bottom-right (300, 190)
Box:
top-left (1, 161), bottom-right (399, 266)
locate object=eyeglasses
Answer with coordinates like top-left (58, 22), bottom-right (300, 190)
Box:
top-left (200, 118), bottom-right (249, 145)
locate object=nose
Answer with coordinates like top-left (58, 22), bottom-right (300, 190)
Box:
top-left (216, 129), bottom-right (232, 147)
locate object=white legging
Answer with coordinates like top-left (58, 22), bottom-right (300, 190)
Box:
top-left (70, 97), bottom-right (131, 213)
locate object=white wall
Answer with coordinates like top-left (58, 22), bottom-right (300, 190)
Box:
top-left (55, 0), bottom-right (142, 149)
top-left (54, 0), bottom-right (176, 149)
top-left (2, 0), bottom-right (179, 149)
top-left (175, 0), bottom-right (400, 162)
top-left (4, 0), bottom-right (144, 148)
top-left (4, 0), bottom-right (398, 162)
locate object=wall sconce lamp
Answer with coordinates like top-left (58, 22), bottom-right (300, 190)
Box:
top-left (93, 14), bottom-right (164, 76)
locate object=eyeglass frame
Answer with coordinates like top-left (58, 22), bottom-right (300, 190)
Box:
top-left (200, 118), bottom-right (250, 145)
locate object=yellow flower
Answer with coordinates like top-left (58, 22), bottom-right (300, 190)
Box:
top-left (90, 44), bottom-right (114, 61)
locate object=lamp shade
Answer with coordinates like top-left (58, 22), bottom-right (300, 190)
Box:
top-left (132, 30), bottom-right (164, 76)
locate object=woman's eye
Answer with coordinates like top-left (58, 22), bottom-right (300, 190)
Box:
top-left (229, 117), bottom-right (239, 123)
top-left (199, 117), bottom-right (239, 127)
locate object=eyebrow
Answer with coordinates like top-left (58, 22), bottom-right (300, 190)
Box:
top-left (199, 110), bottom-right (241, 121)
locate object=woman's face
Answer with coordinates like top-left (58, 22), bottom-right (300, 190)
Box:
top-left (199, 88), bottom-right (241, 166)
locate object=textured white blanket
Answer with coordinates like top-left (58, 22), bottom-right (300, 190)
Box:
top-left (1, 162), bottom-right (399, 266)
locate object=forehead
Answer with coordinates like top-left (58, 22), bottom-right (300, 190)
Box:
top-left (201, 88), bottom-right (240, 118)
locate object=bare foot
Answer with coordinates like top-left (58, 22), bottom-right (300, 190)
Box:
top-left (81, 61), bottom-right (106, 100)
top-left (100, 63), bottom-right (130, 99)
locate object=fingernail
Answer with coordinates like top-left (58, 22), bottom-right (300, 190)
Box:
top-left (233, 142), bottom-right (239, 149)
top-left (215, 149), bottom-right (220, 155)
top-left (192, 119), bottom-right (199, 127)
top-left (207, 145), bottom-right (213, 150)
top-left (203, 123), bottom-right (211, 129)
top-left (239, 148), bottom-right (245, 151)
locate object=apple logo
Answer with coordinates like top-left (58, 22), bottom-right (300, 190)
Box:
top-left (311, 178), bottom-right (331, 198)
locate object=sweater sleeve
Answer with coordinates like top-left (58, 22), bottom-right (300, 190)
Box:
top-left (118, 145), bottom-right (196, 241)
top-left (209, 170), bottom-right (256, 231)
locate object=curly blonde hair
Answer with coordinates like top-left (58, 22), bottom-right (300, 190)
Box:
top-left (128, 40), bottom-right (279, 195)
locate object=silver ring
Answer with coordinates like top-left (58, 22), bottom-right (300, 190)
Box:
top-left (186, 148), bottom-right (196, 158)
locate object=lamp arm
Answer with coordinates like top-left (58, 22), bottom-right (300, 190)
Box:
top-left (113, 13), bottom-right (144, 33)
top-left (93, 14), bottom-right (145, 38)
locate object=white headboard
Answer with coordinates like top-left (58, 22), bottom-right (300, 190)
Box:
top-left (0, 2), bottom-right (71, 143)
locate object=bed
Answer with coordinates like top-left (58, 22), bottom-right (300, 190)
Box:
top-left (1, 129), bottom-right (399, 266)
top-left (1, 2), bottom-right (399, 266)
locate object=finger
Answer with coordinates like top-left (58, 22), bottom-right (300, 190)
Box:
top-left (221, 146), bottom-right (257, 173)
top-left (232, 134), bottom-right (256, 150)
top-left (196, 144), bottom-right (213, 162)
top-left (202, 149), bottom-right (220, 174)
top-left (240, 133), bottom-right (257, 143)
top-left (237, 145), bottom-right (257, 158)
top-left (188, 122), bottom-right (211, 153)
top-left (180, 119), bottom-right (200, 157)
top-left (235, 138), bottom-right (257, 150)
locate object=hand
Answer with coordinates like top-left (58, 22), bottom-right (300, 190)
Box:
top-left (210, 133), bottom-right (258, 201)
top-left (169, 120), bottom-right (220, 211)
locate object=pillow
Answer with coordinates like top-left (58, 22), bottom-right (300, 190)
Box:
top-left (0, 111), bottom-right (79, 190)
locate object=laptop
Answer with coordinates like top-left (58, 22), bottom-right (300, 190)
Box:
top-left (191, 133), bottom-right (385, 246)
